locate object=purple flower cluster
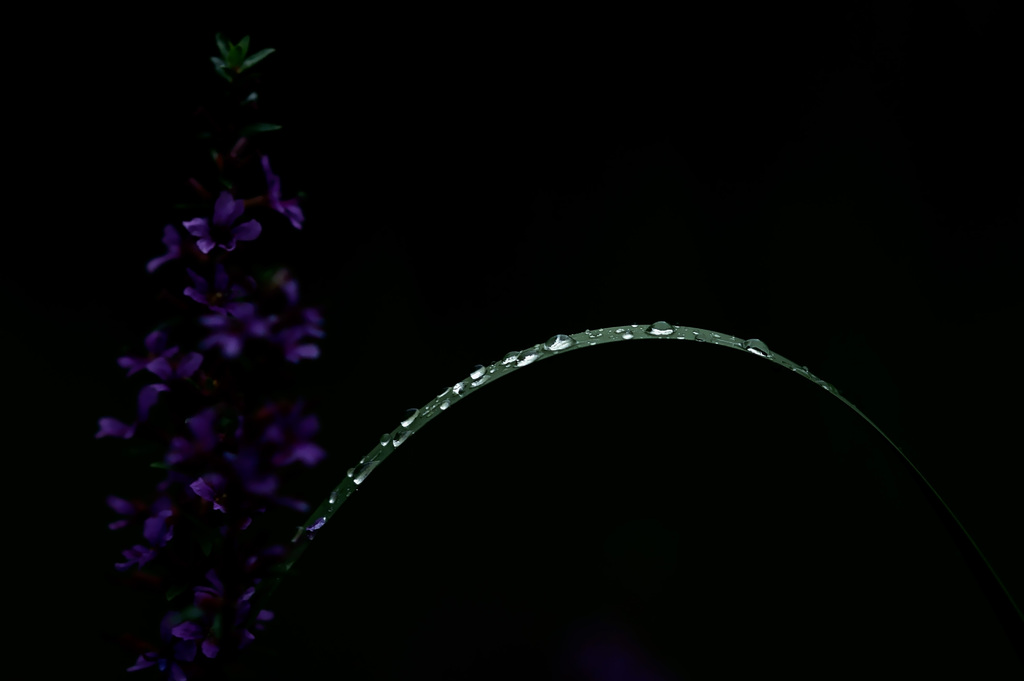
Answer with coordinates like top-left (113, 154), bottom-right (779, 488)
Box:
top-left (97, 34), bottom-right (324, 679)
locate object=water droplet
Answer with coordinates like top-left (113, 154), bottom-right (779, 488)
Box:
top-left (744, 338), bottom-right (773, 358)
top-left (645, 321), bottom-right (675, 336)
top-left (401, 408), bottom-right (419, 427)
top-left (502, 351), bottom-right (520, 365)
top-left (615, 328), bottom-right (626, 334)
top-left (471, 374), bottom-right (490, 387)
top-left (437, 386), bottom-right (452, 398)
top-left (470, 365), bottom-right (486, 380)
top-left (352, 460), bottom-right (381, 484)
top-left (622, 331), bottom-right (634, 339)
top-left (453, 381), bottom-right (465, 395)
top-left (544, 334), bottom-right (575, 351)
top-left (379, 433), bottom-right (391, 447)
top-left (305, 516), bottom-right (327, 540)
top-left (346, 466), bottom-right (356, 478)
top-left (517, 349), bottom-right (540, 367)
top-left (439, 399), bottom-right (451, 410)
top-left (393, 430), bottom-right (412, 447)
top-left (690, 329), bottom-right (711, 342)
top-left (329, 489), bottom-right (339, 504)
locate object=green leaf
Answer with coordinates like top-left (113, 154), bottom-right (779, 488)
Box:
top-left (227, 43), bottom-right (245, 69)
top-left (212, 61), bottom-right (233, 82)
top-left (245, 321), bottom-right (1024, 641)
top-left (211, 56), bottom-right (232, 82)
top-left (199, 533), bottom-right (213, 557)
top-left (166, 584), bottom-right (187, 602)
top-left (241, 47), bottom-right (275, 71)
top-left (179, 605), bottom-right (203, 621)
top-left (211, 613), bottom-right (223, 639)
top-left (239, 122), bottom-right (283, 136)
top-left (149, 461), bottom-right (170, 470)
top-left (237, 35), bottom-right (250, 59)
top-left (215, 33), bottom-right (230, 61)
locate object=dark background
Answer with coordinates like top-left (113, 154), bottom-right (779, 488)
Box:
top-left (7, 3), bottom-right (1021, 677)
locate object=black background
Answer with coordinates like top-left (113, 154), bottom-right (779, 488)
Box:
top-left (7, 4), bottom-right (1021, 677)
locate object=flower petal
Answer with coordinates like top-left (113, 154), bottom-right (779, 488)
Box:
top-left (171, 621), bottom-right (204, 640)
top-left (127, 653), bottom-right (158, 671)
top-left (146, 357), bottom-right (173, 380)
top-left (231, 219), bottom-right (262, 243)
top-left (137, 383), bottom-right (170, 421)
top-left (96, 417), bottom-right (136, 439)
top-left (201, 637), bottom-right (220, 659)
top-left (143, 509), bottom-right (174, 545)
top-left (282, 199), bottom-right (304, 229)
top-left (145, 225), bottom-right (182, 273)
top-left (144, 330), bottom-right (167, 353)
top-left (182, 217), bottom-right (210, 238)
top-left (189, 477), bottom-right (216, 502)
top-left (107, 495), bottom-right (136, 514)
top-left (176, 352), bottom-right (203, 379)
top-left (213, 191), bottom-right (245, 226)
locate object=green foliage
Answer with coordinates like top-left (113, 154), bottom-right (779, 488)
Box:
top-left (244, 322), bottom-right (1022, 646)
top-left (212, 33), bottom-right (276, 83)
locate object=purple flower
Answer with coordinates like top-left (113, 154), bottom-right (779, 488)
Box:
top-left (108, 495), bottom-right (173, 536)
top-left (143, 507), bottom-right (175, 546)
top-left (261, 156), bottom-right (304, 229)
top-left (278, 327), bottom-right (320, 362)
top-left (107, 495), bottom-right (142, 530)
top-left (111, 496), bottom-right (175, 570)
top-left (96, 417), bottom-right (136, 439)
top-left (95, 383), bottom-right (169, 439)
top-left (118, 330), bottom-right (178, 377)
top-left (117, 331), bottom-right (202, 381)
top-left (138, 383), bottom-right (170, 419)
top-left (104, 37), bottom-right (324, 678)
top-left (146, 352), bottom-right (203, 382)
top-left (183, 264), bottom-right (253, 315)
top-left (240, 609), bottom-right (275, 647)
top-left (199, 304), bottom-right (275, 358)
top-left (193, 569), bottom-right (227, 611)
top-left (276, 307), bottom-right (325, 363)
top-left (165, 408), bottom-right (219, 465)
top-left (231, 448), bottom-right (310, 513)
top-left (306, 516), bottom-right (326, 538)
top-left (193, 569), bottom-right (274, 650)
top-left (189, 474), bottom-right (228, 512)
top-left (126, 612), bottom-right (197, 680)
top-left (263, 402), bottom-right (326, 467)
top-left (183, 191), bottom-right (262, 254)
top-left (146, 225), bottom-right (182, 273)
top-left (170, 621), bottom-right (219, 660)
top-left (115, 544), bottom-right (158, 571)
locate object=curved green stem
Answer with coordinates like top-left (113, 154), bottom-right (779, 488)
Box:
top-left (250, 321), bottom-right (1023, 644)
